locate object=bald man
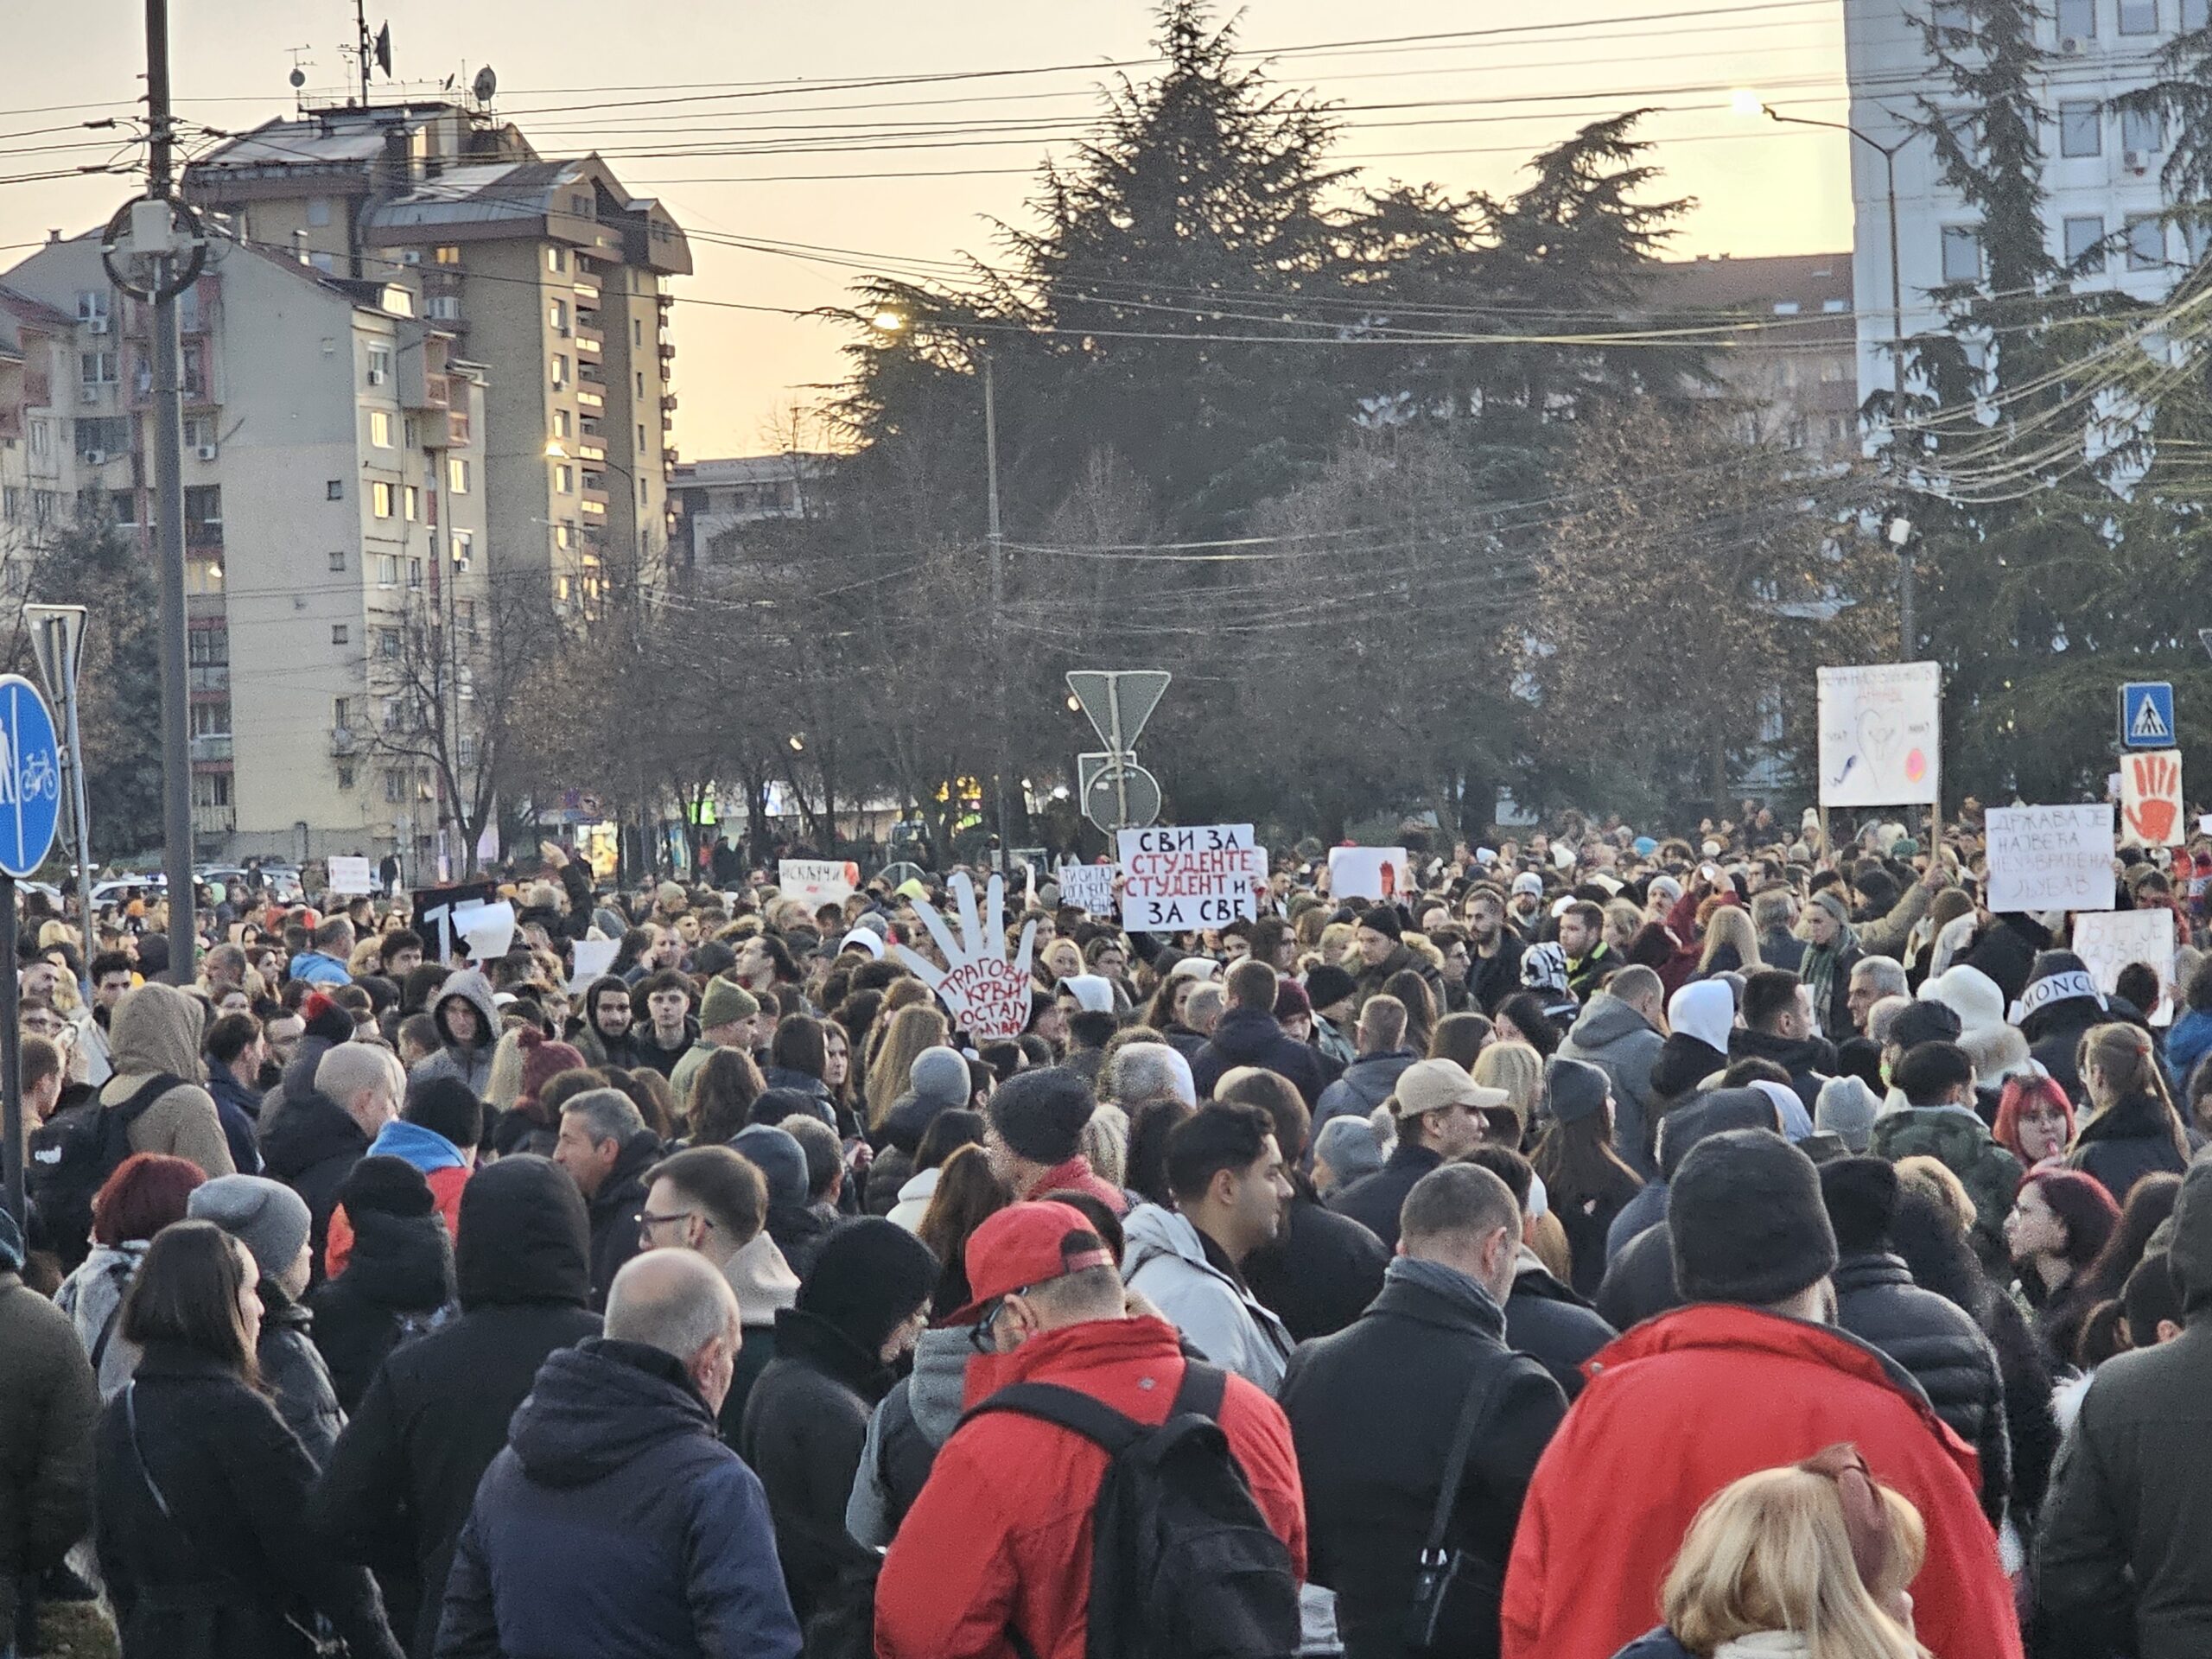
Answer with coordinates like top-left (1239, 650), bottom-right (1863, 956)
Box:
top-left (437, 1249), bottom-right (801, 1658)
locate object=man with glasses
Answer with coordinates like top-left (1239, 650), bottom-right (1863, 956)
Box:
top-left (874, 1201), bottom-right (1306, 1659)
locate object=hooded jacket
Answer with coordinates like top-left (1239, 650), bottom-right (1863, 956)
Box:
top-left (308, 1205), bottom-right (455, 1414)
top-left (409, 969), bottom-right (500, 1098)
top-left (2039, 1160), bottom-right (2212, 1659)
top-left (324, 1119), bottom-right (471, 1278)
top-left (719, 1230), bottom-right (801, 1437)
top-left (101, 982), bottom-right (234, 1178)
top-left (1191, 1006), bottom-right (1333, 1109)
top-left (436, 1338), bottom-right (800, 1659)
top-left (309, 1156), bottom-right (602, 1659)
top-left (874, 1313), bottom-right (1306, 1659)
top-left (289, 950), bottom-right (354, 988)
top-left (845, 1325), bottom-right (975, 1548)
top-left (1312, 1048), bottom-right (1419, 1143)
top-left (1559, 992), bottom-right (1666, 1179)
top-left (1500, 1305), bottom-right (2023, 1659)
top-left (1122, 1203), bottom-right (1295, 1394)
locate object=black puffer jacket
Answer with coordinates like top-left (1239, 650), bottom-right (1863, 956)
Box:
top-left (308, 1156), bottom-right (601, 1659)
top-left (256, 1284), bottom-right (342, 1469)
top-left (1830, 1251), bottom-right (2009, 1524)
top-left (1505, 1254), bottom-right (1618, 1402)
top-left (308, 1206), bottom-right (454, 1414)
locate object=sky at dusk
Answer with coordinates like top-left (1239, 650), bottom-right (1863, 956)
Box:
top-left (3, 0), bottom-right (1855, 459)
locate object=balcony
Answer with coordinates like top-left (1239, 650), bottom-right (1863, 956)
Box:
top-left (574, 333), bottom-right (601, 357)
top-left (191, 804), bottom-right (234, 837)
top-left (185, 518), bottom-right (223, 551)
top-left (574, 280), bottom-right (601, 303)
top-left (575, 388), bottom-right (603, 410)
top-left (189, 733), bottom-right (232, 762)
top-left (658, 340), bottom-right (675, 362)
top-left (661, 392), bottom-right (678, 411)
top-left (188, 664), bottom-right (229, 692)
top-left (446, 408), bottom-right (471, 447)
top-left (330, 726), bottom-right (359, 756)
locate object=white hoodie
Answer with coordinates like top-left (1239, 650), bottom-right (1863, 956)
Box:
top-left (1121, 1203), bottom-right (1294, 1395)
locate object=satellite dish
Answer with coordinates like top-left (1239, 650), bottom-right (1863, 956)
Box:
top-left (472, 65), bottom-right (497, 105)
top-left (289, 67), bottom-right (307, 88)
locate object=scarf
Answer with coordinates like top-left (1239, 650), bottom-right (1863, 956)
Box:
top-left (1385, 1254), bottom-right (1505, 1326)
top-left (1802, 918), bottom-right (1858, 1037)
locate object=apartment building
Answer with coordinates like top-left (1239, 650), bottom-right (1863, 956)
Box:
top-left (1648, 254), bottom-right (1860, 461)
top-left (1843, 0), bottom-right (2209, 400)
top-left (0, 229), bottom-right (491, 871)
top-left (667, 452), bottom-right (834, 568)
top-left (183, 101), bottom-right (691, 612)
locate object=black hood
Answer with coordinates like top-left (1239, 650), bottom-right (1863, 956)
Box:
top-left (261, 1089), bottom-right (366, 1181)
top-left (508, 1338), bottom-right (716, 1489)
top-left (455, 1154), bottom-right (593, 1309)
top-left (1728, 1025), bottom-right (1837, 1077)
top-left (279, 1035), bottom-right (338, 1103)
top-left (336, 1205), bottom-right (455, 1313)
top-left (881, 1090), bottom-right (947, 1155)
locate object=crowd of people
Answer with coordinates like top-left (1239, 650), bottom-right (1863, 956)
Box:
top-left (3, 804), bottom-right (2211, 1659)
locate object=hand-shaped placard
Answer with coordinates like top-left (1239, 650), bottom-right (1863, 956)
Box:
top-left (893, 872), bottom-right (1036, 1043)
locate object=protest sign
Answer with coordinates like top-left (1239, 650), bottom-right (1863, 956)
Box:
top-left (893, 871), bottom-right (1035, 1042)
top-left (2120, 750), bottom-right (2184, 848)
top-left (567, 937), bottom-right (620, 992)
top-left (2074, 908), bottom-right (2177, 1023)
top-left (1817, 662), bottom-right (1941, 807)
top-left (326, 855), bottom-right (374, 896)
top-left (1327, 846), bottom-right (1411, 901)
top-left (454, 900), bottom-right (516, 963)
top-left (1117, 824), bottom-right (1264, 932)
top-left (778, 858), bottom-right (859, 911)
top-left (411, 880), bottom-right (499, 962)
top-left (1983, 804), bottom-right (2114, 914)
top-left (1058, 863), bottom-right (1117, 916)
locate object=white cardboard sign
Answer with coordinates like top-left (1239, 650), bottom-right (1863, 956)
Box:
top-left (1817, 662), bottom-right (1942, 807)
top-left (2073, 907), bottom-right (2177, 1021)
top-left (567, 937), bottom-right (620, 992)
top-left (1058, 863), bottom-right (1116, 916)
top-left (326, 855), bottom-right (375, 896)
top-left (1327, 846), bottom-right (1411, 902)
top-left (454, 900), bottom-right (516, 963)
top-left (778, 858), bottom-right (859, 911)
top-left (1117, 824), bottom-right (1263, 933)
top-left (2120, 750), bottom-right (2185, 848)
top-left (1984, 804), bottom-right (2114, 914)
top-left (893, 872), bottom-right (1035, 1043)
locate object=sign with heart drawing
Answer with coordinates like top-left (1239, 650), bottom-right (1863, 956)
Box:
top-left (1817, 662), bottom-right (1942, 809)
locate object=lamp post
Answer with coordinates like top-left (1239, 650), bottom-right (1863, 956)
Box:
top-left (1749, 99), bottom-right (1919, 659)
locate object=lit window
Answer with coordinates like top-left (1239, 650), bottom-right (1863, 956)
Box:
top-left (555, 465), bottom-right (574, 494)
top-left (404, 486), bottom-right (419, 521)
top-left (551, 355), bottom-right (569, 390)
top-left (366, 346), bottom-right (391, 386)
top-left (547, 246), bottom-right (567, 274)
top-left (550, 299), bottom-right (567, 333)
top-left (370, 410), bottom-right (394, 448)
top-left (554, 409), bottom-right (572, 439)
top-left (1940, 226), bottom-right (1980, 284)
top-left (372, 481), bottom-right (395, 518)
top-left (435, 245), bottom-right (461, 265)
top-left (2059, 102), bottom-right (2101, 157)
top-left (448, 457), bottom-right (470, 493)
top-left (451, 529), bottom-right (474, 566)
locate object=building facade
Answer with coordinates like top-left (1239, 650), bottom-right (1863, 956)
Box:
top-left (0, 230), bottom-right (491, 871)
top-left (1649, 253), bottom-right (1859, 461)
top-left (668, 452), bottom-right (832, 568)
top-left (1843, 0), bottom-right (2209, 404)
top-left (183, 101), bottom-right (690, 613)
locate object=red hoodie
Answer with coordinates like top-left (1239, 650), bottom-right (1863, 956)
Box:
top-left (1501, 1303), bottom-right (2023, 1659)
top-left (874, 1314), bottom-right (1304, 1659)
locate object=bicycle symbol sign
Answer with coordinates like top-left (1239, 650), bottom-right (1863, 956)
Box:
top-left (0, 675), bottom-right (62, 879)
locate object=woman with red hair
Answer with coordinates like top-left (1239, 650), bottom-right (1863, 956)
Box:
top-left (1993, 1070), bottom-right (2075, 1170)
top-left (2003, 1166), bottom-right (2121, 1370)
top-left (54, 1153), bottom-right (207, 1396)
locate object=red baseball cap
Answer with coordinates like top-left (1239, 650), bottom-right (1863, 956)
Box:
top-left (947, 1201), bottom-right (1116, 1325)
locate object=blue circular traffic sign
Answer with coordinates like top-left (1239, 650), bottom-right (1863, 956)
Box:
top-left (0, 675), bottom-right (62, 879)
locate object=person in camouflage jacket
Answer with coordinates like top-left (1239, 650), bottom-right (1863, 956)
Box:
top-left (1869, 1040), bottom-right (2024, 1274)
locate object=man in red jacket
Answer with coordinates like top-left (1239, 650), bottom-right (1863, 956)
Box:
top-left (874, 1201), bottom-right (1306, 1659)
top-left (1501, 1128), bottom-right (2023, 1659)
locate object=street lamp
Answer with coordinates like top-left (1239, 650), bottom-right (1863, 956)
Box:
top-left (1739, 97), bottom-right (1919, 658)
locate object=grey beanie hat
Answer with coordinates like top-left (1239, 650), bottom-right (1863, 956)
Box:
top-left (910, 1046), bottom-right (972, 1108)
top-left (730, 1124), bottom-right (810, 1210)
top-left (1312, 1115), bottom-right (1383, 1187)
top-left (1669, 1128), bottom-right (1837, 1306)
top-left (1814, 1075), bottom-right (1881, 1154)
top-left (188, 1175), bottom-right (313, 1281)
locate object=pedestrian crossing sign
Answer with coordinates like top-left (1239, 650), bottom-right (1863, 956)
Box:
top-left (2121, 682), bottom-right (2175, 748)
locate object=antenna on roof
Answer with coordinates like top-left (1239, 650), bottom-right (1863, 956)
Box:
top-left (352, 0), bottom-right (391, 108)
top-left (473, 64), bottom-right (498, 110)
top-left (286, 45), bottom-right (313, 111)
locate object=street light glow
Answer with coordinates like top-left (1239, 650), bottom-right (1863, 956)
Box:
top-left (1729, 89), bottom-right (1764, 118)
top-left (870, 308), bottom-right (909, 333)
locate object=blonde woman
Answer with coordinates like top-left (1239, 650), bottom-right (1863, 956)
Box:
top-left (1473, 1039), bottom-right (1544, 1150)
top-left (2067, 1021), bottom-right (2191, 1204)
top-left (481, 1024), bottom-right (527, 1112)
top-left (1611, 1449), bottom-right (1927, 1659)
top-left (864, 1002), bottom-right (950, 1131)
top-left (1697, 906), bottom-right (1764, 978)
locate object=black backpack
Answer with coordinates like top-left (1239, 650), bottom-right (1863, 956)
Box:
top-left (27, 1072), bottom-right (179, 1262)
top-left (965, 1360), bottom-right (1300, 1659)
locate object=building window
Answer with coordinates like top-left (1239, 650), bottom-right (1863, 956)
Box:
top-left (372, 481), bottom-right (395, 518)
top-left (79, 351), bottom-right (117, 386)
top-left (366, 346), bottom-right (391, 386)
top-left (633, 319), bottom-right (644, 347)
top-left (27, 419), bottom-right (52, 462)
top-left (75, 289), bottom-right (110, 324)
top-left (635, 371), bottom-right (645, 397)
top-left (549, 299), bottom-right (567, 333)
top-left (328, 549), bottom-right (347, 571)
top-left (637, 423), bottom-right (647, 450)
top-left (447, 457), bottom-right (470, 493)
top-left (307, 195), bottom-right (332, 226)
top-left (334, 696), bottom-right (352, 728)
top-left (1940, 225), bottom-right (1980, 283)
top-left (2120, 0), bottom-right (2159, 30)
top-left (181, 413), bottom-right (215, 449)
top-left (370, 410), bottom-right (394, 448)
top-left (327, 479), bottom-right (345, 500)
top-left (547, 246), bottom-right (567, 274)
top-left (110, 490), bottom-right (137, 525)
top-left (188, 627), bottom-right (228, 666)
top-left (377, 627), bottom-right (402, 660)
top-left (332, 624), bottom-right (351, 645)
top-left (554, 409), bottom-right (572, 439)
top-left (183, 484), bottom-right (221, 530)
top-left (555, 465), bottom-right (574, 494)
top-left (2064, 214), bottom-right (2107, 270)
top-left (2059, 101), bottom-right (2101, 156)
top-left (2127, 214), bottom-right (2167, 268)
top-left (377, 554), bottom-right (399, 587)
top-left (451, 528), bottom-right (474, 567)
top-left (435, 245), bottom-right (461, 265)
top-left (570, 194), bottom-right (590, 217)
top-left (404, 486), bottom-right (419, 521)
top-left (2057, 0), bottom-right (2098, 33)
top-left (554, 523), bottom-right (575, 550)
top-left (2122, 106), bottom-right (2164, 154)
top-left (335, 763), bottom-right (355, 790)
top-left (385, 769), bottom-right (405, 804)
top-left (551, 355), bottom-right (569, 390)
top-left (2188, 0), bottom-right (2209, 26)
top-left (408, 557), bottom-right (423, 589)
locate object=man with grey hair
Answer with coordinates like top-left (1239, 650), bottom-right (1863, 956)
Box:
top-left (1847, 956), bottom-right (1910, 1039)
top-left (1283, 1163), bottom-right (1567, 1659)
top-left (1750, 885), bottom-right (1804, 973)
top-left (437, 1249), bottom-right (801, 1659)
top-left (1104, 1039), bottom-right (1197, 1112)
top-left (264, 1038), bottom-right (403, 1276)
top-left (1184, 980), bottom-right (1227, 1041)
top-left (555, 1087), bottom-right (666, 1307)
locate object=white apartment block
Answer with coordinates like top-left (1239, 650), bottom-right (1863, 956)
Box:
top-left (0, 229), bottom-right (491, 872)
top-left (1843, 0), bottom-right (2209, 404)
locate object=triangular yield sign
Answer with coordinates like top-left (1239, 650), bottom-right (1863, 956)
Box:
top-left (1066, 671), bottom-right (1170, 749)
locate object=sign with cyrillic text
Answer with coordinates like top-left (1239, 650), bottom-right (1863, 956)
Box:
top-left (1984, 804), bottom-right (2114, 914)
top-left (1058, 863), bottom-right (1116, 916)
top-left (1117, 824), bottom-right (1263, 932)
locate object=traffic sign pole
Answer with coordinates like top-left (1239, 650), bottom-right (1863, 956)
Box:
top-left (1, 872), bottom-right (17, 1224)
top-left (0, 674), bottom-right (61, 1227)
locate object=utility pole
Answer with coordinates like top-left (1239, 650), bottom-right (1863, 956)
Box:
top-left (983, 353), bottom-right (1011, 868)
top-left (146, 0), bottom-right (196, 981)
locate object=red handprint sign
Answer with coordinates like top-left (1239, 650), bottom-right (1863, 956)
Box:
top-left (2122, 749), bottom-right (2184, 847)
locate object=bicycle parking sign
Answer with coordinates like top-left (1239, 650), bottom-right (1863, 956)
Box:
top-left (0, 675), bottom-right (62, 879)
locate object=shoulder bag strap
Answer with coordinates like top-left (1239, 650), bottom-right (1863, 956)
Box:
top-left (1168, 1358), bottom-right (1228, 1421)
top-left (963, 1380), bottom-right (1147, 1457)
top-left (121, 1382), bottom-right (176, 1522)
top-left (1420, 1360), bottom-right (1511, 1560)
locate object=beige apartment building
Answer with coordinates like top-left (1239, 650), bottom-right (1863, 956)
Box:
top-left (184, 101), bottom-right (691, 610)
top-left (0, 231), bottom-right (491, 872)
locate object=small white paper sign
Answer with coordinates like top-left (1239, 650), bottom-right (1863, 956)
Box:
top-left (1984, 804), bottom-right (2114, 914)
top-left (1818, 661), bottom-right (1942, 807)
top-left (1327, 846), bottom-right (1412, 902)
top-left (2073, 908), bottom-right (2177, 1022)
top-left (454, 900), bottom-right (516, 963)
top-left (1058, 863), bottom-right (1116, 916)
top-left (567, 937), bottom-right (619, 992)
top-left (326, 855), bottom-right (375, 896)
top-left (778, 859), bottom-right (858, 911)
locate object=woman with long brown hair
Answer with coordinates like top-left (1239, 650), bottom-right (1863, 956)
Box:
top-left (2068, 1021), bottom-right (2191, 1204)
top-left (1533, 1057), bottom-right (1644, 1298)
top-left (94, 1221), bottom-right (404, 1659)
top-left (865, 1004), bottom-right (950, 1133)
